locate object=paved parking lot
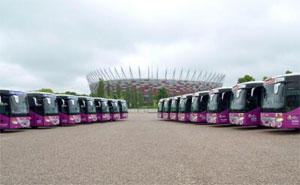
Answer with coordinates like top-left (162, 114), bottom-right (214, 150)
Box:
top-left (1, 113), bottom-right (299, 185)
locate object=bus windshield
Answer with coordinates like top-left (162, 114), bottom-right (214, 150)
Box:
top-left (170, 99), bottom-right (177, 112)
top-left (158, 102), bottom-right (163, 112)
top-left (179, 98), bottom-right (186, 112)
top-left (68, 99), bottom-right (80, 114)
top-left (207, 94), bottom-right (219, 112)
top-left (121, 102), bottom-right (128, 112)
top-left (230, 89), bottom-right (246, 111)
top-left (112, 102), bottom-right (120, 113)
top-left (102, 101), bottom-right (110, 113)
top-left (87, 100), bottom-right (96, 113)
top-left (163, 101), bottom-right (169, 112)
top-left (43, 97), bottom-right (58, 114)
top-left (10, 94), bottom-right (29, 115)
top-left (191, 96), bottom-right (199, 112)
top-left (262, 83), bottom-right (285, 111)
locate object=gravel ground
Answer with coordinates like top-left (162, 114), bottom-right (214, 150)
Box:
top-left (0, 113), bottom-right (300, 185)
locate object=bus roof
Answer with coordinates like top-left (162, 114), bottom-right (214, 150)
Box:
top-left (265, 73), bottom-right (300, 84)
top-left (193, 91), bottom-right (209, 96)
top-left (107, 99), bottom-right (118, 102)
top-left (209, 87), bottom-right (232, 94)
top-left (56, 94), bottom-right (78, 99)
top-left (181, 93), bottom-right (193, 98)
top-left (94, 97), bottom-right (105, 100)
top-left (78, 96), bottom-right (94, 101)
top-left (26, 92), bottom-right (56, 97)
top-left (0, 89), bottom-right (26, 95)
top-left (232, 81), bottom-right (264, 90)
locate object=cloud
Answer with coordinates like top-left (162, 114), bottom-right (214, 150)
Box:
top-left (0, 0), bottom-right (299, 93)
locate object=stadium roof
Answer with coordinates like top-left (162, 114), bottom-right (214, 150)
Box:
top-left (86, 66), bottom-right (225, 85)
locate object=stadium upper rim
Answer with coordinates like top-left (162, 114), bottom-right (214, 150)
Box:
top-left (86, 67), bottom-right (226, 84)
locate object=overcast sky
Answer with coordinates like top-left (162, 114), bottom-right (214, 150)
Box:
top-left (0, 0), bottom-right (299, 94)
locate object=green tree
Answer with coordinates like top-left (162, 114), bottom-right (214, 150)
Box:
top-left (155, 88), bottom-right (168, 101)
top-left (116, 82), bottom-right (121, 98)
top-left (285, 70), bottom-right (292, 74)
top-left (106, 82), bottom-right (111, 98)
top-left (238, 75), bottom-right (255, 84)
top-left (147, 88), bottom-right (154, 107)
top-left (64, 91), bottom-right (77, 95)
top-left (37, 88), bottom-right (54, 93)
top-left (137, 89), bottom-right (144, 108)
top-left (96, 78), bottom-right (105, 97)
top-left (263, 76), bottom-right (268, 80)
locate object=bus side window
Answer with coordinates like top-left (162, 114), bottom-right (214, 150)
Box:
top-left (0, 96), bottom-right (10, 116)
top-left (221, 92), bottom-right (231, 111)
top-left (57, 99), bottom-right (66, 113)
top-left (186, 98), bottom-right (192, 112)
top-left (286, 90), bottom-right (300, 112)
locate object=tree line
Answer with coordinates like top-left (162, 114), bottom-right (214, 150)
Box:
top-left (237, 70), bottom-right (292, 84)
top-left (91, 79), bottom-right (168, 108)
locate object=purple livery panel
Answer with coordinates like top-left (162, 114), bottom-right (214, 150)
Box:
top-left (261, 107), bottom-right (300, 129)
top-left (190, 111), bottom-right (207, 123)
top-left (170, 113), bottom-right (178, 121)
top-left (157, 112), bottom-right (163, 118)
top-left (121, 113), bottom-right (128, 119)
top-left (0, 114), bottom-right (31, 130)
top-left (229, 108), bottom-right (261, 126)
top-left (97, 113), bottom-right (111, 122)
top-left (59, 113), bottom-right (81, 125)
top-left (87, 114), bottom-right (97, 122)
top-left (178, 112), bottom-right (191, 122)
top-left (163, 112), bottom-right (170, 120)
top-left (29, 111), bottom-right (59, 127)
top-left (80, 113), bottom-right (97, 123)
top-left (207, 109), bottom-right (230, 124)
top-left (111, 113), bottom-right (120, 121)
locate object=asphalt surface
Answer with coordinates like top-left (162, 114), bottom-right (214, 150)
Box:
top-left (0, 113), bottom-right (300, 185)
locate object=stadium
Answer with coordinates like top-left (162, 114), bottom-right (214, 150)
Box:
top-left (86, 67), bottom-right (225, 97)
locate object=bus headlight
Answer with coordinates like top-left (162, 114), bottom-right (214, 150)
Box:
top-left (275, 118), bottom-right (283, 128)
top-left (11, 119), bottom-right (18, 124)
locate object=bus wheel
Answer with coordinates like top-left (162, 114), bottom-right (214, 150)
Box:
top-left (31, 126), bottom-right (38, 129)
top-left (0, 129), bottom-right (3, 133)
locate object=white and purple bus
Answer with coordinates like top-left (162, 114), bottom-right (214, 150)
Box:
top-left (178, 94), bottom-right (193, 122)
top-left (163, 98), bottom-right (172, 120)
top-left (56, 95), bottom-right (81, 125)
top-left (0, 90), bottom-right (31, 131)
top-left (94, 98), bottom-right (111, 122)
top-left (261, 73), bottom-right (300, 129)
top-left (170, 96), bottom-right (181, 121)
top-left (108, 99), bottom-right (120, 121)
top-left (157, 99), bottom-right (165, 119)
top-left (207, 88), bottom-right (232, 124)
top-left (78, 97), bottom-right (97, 123)
top-left (190, 91), bottom-right (209, 123)
top-left (27, 92), bottom-right (60, 128)
top-left (118, 100), bottom-right (128, 119)
top-left (229, 82), bottom-right (263, 126)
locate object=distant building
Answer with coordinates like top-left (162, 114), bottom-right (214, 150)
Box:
top-left (86, 67), bottom-right (225, 97)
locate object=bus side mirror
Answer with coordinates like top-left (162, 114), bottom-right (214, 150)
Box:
top-left (0, 96), bottom-right (2, 104)
top-left (251, 87), bottom-right (255, 97)
top-left (200, 96), bottom-right (203, 102)
top-left (33, 97), bottom-right (39, 106)
top-left (221, 92), bottom-right (225, 100)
